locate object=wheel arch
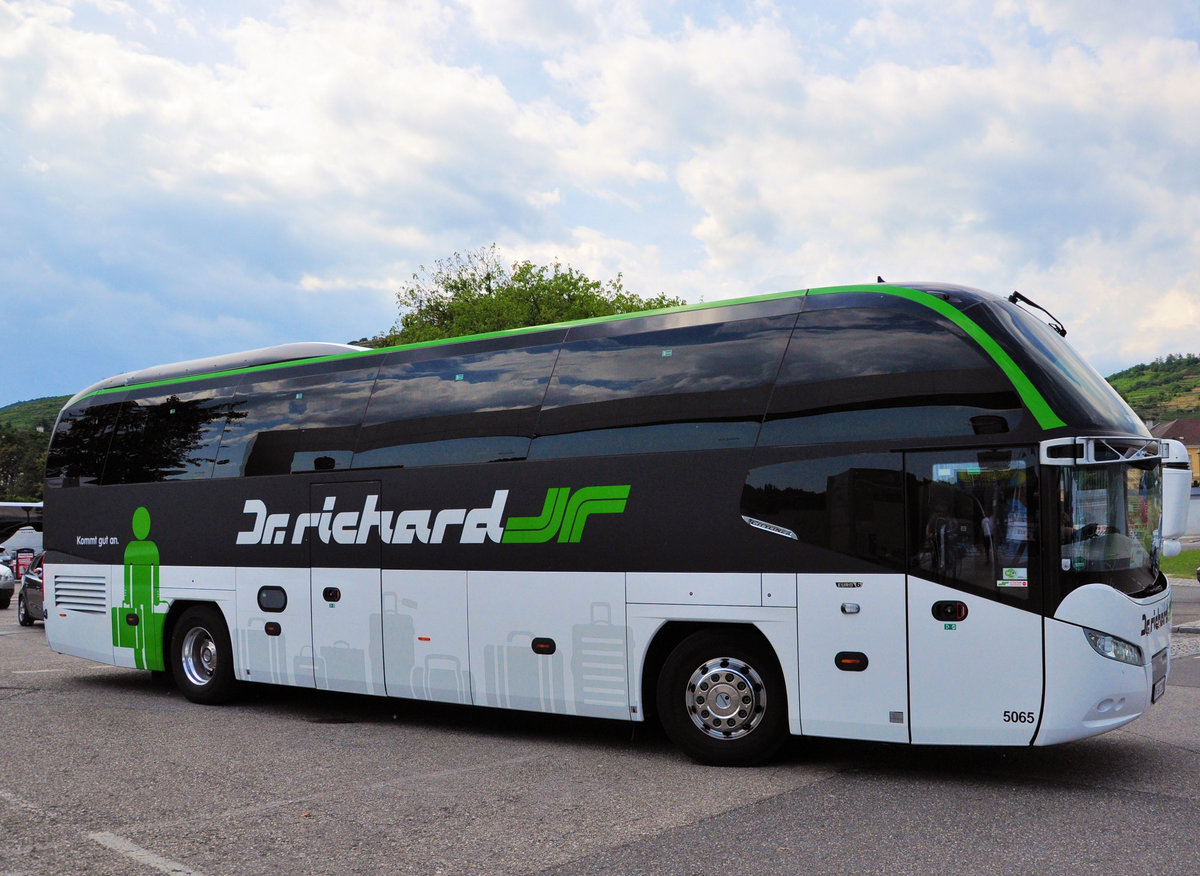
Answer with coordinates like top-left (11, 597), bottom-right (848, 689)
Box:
top-left (161, 598), bottom-right (239, 680)
top-left (639, 620), bottom-right (787, 729)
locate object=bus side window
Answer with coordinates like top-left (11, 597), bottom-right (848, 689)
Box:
top-left (907, 449), bottom-right (1039, 603)
top-left (531, 311), bottom-right (796, 459)
top-left (762, 301), bottom-right (1023, 447)
top-left (353, 334), bottom-right (562, 470)
top-left (101, 384), bottom-right (238, 484)
top-left (740, 453), bottom-right (906, 572)
top-left (214, 361), bottom-right (378, 478)
top-left (46, 396), bottom-right (126, 488)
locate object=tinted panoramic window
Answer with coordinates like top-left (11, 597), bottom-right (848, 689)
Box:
top-left (740, 453), bottom-right (905, 571)
top-left (214, 360), bottom-right (379, 477)
top-left (761, 300), bottom-right (1022, 447)
top-left (353, 333), bottom-right (563, 470)
top-left (531, 311), bottom-right (797, 459)
top-left (45, 395), bottom-right (126, 488)
top-left (102, 385), bottom-right (239, 483)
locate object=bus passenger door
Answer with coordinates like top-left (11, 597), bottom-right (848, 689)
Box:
top-left (309, 481), bottom-right (386, 696)
top-left (796, 573), bottom-right (910, 742)
top-left (905, 451), bottom-right (1043, 745)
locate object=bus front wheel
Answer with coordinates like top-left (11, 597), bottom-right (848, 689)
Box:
top-left (170, 606), bottom-right (236, 705)
top-left (656, 629), bottom-right (788, 767)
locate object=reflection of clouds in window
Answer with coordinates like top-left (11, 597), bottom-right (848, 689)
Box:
top-left (365, 346), bottom-right (558, 423)
top-left (543, 320), bottom-right (792, 408)
top-left (213, 366), bottom-right (378, 476)
top-left (228, 369), bottom-right (376, 432)
top-left (779, 311), bottom-right (990, 384)
top-left (763, 305), bottom-right (1021, 445)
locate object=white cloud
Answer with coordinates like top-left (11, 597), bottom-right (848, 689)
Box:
top-left (3, 0), bottom-right (1200, 405)
top-left (1024, 0), bottom-right (1191, 44)
top-left (455, 0), bottom-right (653, 50)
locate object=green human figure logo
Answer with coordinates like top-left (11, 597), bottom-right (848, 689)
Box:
top-left (111, 506), bottom-right (167, 671)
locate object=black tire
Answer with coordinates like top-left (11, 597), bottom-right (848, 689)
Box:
top-left (17, 593), bottom-right (34, 626)
top-left (0, 594), bottom-right (9, 611)
top-left (656, 629), bottom-right (788, 767)
top-left (170, 605), bottom-right (237, 705)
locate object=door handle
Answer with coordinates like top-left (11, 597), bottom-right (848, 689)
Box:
top-left (932, 600), bottom-right (968, 622)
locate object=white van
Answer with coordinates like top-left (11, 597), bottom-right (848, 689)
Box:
top-left (1, 526), bottom-right (43, 554)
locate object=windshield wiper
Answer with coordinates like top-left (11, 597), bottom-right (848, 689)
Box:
top-left (1008, 291), bottom-right (1067, 337)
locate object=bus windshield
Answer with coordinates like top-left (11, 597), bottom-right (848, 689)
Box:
top-left (968, 298), bottom-right (1148, 436)
top-left (1057, 459), bottom-right (1163, 597)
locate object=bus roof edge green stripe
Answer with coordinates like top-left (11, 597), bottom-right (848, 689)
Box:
top-left (810, 285), bottom-right (1067, 430)
top-left (78, 283), bottom-right (1069, 431)
top-left (79, 287), bottom-right (810, 401)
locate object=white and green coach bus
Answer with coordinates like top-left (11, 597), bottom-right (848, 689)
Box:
top-left (42, 282), bottom-right (1182, 765)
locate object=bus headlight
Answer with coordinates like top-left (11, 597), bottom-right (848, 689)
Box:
top-left (1084, 628), bottom-right (1144, 666)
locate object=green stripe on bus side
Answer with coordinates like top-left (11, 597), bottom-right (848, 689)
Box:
top-left (81, 351), bottom-right (375, 400)
top-left (808, 285), bottom-right (1067, 430)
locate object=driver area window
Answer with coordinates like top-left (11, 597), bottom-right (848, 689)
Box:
top-left (908, 449), bottom-right (1039, 604)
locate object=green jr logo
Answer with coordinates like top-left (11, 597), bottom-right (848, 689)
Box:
top-left (502, 485), bottom-right (631, 543)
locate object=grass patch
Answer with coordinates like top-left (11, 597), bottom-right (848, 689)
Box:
top-left (1161, 549), bottom-right (1199, 579)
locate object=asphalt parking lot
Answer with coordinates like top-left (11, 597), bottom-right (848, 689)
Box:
top-left (3, 602), bottom-right (1200, 876)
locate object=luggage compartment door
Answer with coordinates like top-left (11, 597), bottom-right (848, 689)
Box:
top-left (468, 571), bottom-right (628, 719)
top-left (382, 569), bottom-right (471, 705)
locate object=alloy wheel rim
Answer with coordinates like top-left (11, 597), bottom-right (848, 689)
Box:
top-left (684, 656), bottom-right (766, 739)
top-left (181, 626), bottom-right (218, 687)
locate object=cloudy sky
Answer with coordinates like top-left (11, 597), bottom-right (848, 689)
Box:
top-left (3, 0), bottom-right (1200, 408)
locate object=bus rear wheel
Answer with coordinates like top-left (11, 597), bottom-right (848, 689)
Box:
top-left (170, 605), bottom-right (236, 705)
top-left (656, 629), bottom-right (788, 766)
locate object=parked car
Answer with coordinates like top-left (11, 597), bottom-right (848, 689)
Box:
top-left (1, 547), bottom-right (36, 611)
top-left (16, 552), bottom-right (44, 625)
top-left (0, 560), bottom-right (12, 610)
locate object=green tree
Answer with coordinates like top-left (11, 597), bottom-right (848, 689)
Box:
top-left (370, 245), bottom-right (684, 347)
top-left (0, 425), bottom-right (47, 501)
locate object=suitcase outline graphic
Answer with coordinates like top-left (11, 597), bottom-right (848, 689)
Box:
top-left (484, 630), bottom-right (565, 713)
top-left (570, 602), bottom-right (627, 719)
top-left (412, 653), bottom-right (470, 704)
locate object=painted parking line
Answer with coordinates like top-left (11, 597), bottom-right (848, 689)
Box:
top-left (88, 831), bottom-right (207, 876)
top-left (1, 789), bottom-right (205, 875)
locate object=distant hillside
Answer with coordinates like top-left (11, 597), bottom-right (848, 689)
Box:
top-left (1106, 354), bottom-right (1200, 421)
top-left (0, 397), bottom-right (65, 501)
top-left (0, 395), bottom-right (70, 431)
